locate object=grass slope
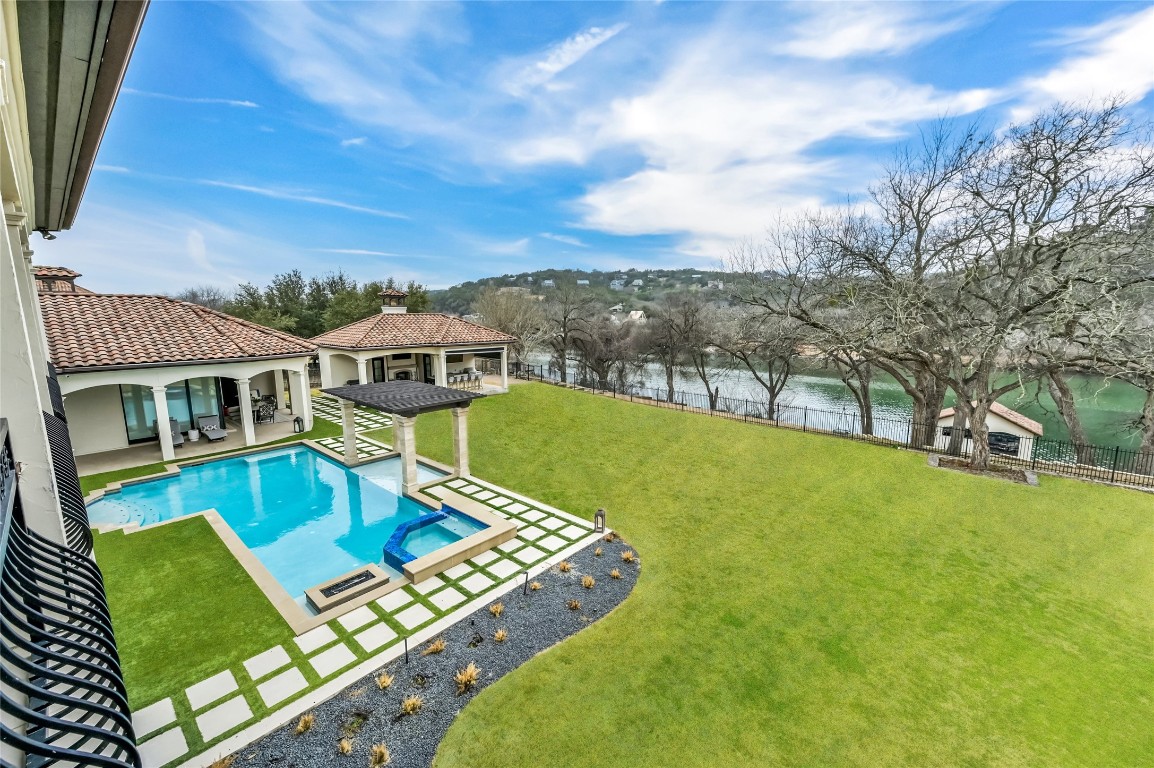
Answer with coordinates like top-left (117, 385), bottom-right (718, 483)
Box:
top-left (421, 384), bottom-right (1153, 767)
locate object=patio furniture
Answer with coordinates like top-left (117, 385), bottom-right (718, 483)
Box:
top-left (168, 418), bottom-right (184, 449)
top-left (256, 402), bottom-right (276, 424)
top-left (196, 415), bottom-right (228, 442)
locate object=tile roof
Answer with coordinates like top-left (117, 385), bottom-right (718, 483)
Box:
top-left (379, 288), bottom-right (408, 297)
top-left (33, 265), bottom-right (94, 294)
top-left (40, 293), bottom-right (316, 372)
top-left (938, 402), bottom-right (1044, 436)
top-left (33, 266), bottom-right (82, 279)
top-left (311, 312), bottom-right (516, 350)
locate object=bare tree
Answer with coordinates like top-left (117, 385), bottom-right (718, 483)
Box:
top-left (173, 284), bottom-right (230, 311)
top-left (714, 309), bottom-right (801, 415)
top-left (571, 311), bottom-right (643, 390)
top-left (543, 283), bottom-right (598, 384)
top-left (473, 288), bottom-right (549, 365)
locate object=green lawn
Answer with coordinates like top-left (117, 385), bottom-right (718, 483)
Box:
top-left (411, 384), bottom-right (1154, 767)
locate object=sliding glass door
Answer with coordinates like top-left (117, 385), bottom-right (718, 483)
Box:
top-left (120, 377), bottom-right (222, 443)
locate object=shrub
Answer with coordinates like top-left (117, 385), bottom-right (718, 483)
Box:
top-left (421, 638), bottom-right (446, 656)
top-left (610, 568), bottom-right (622, 579)
top-left (621, 550), bottom-right (635, 563)
top-left (369, 743), bottom-right (391, 766)
top-left (603, 532), bottom-right (616, 542)
top-left (375, 671), bottom-right (394, 690)
top-left (529, 581), bottom-right (542, 591)
top-left (566, 598), bottom-right (581, 611)
top-left (455, 661), bottom-right (481, 694)
top-left (400, 695), bottom-right (423, 716)
top-left (494, 628), bottom-right (508, 642)
top-left (582, 574), bottom-right (595, 589)
top-left (558, 560), bottom-right (572, 572)
top-left (338, 739), bottom-right (353, 756)
top-left (489, 602), bottom-right (504, 618)
top-left (594, 547), bottom-right (603, 557)
top-left (295, 713), bottom-right (315, 735)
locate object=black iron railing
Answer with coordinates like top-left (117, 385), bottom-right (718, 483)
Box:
top-left (1, 420), bottom-right (140, 768)
top-left (41, 413), bottom-right (92, 557)
top-left (509, 362), bottom-right (1154, 490)
top-left (45, 364), bottom-right (67, 424)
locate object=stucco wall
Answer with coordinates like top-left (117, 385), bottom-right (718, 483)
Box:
top-left (64, 385), bottom-right (130, 456)
top-left (934, 411), bottom-right (1035, 460)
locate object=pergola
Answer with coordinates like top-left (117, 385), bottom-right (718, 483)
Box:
top-left (321, 381), bottom-right (485, 495)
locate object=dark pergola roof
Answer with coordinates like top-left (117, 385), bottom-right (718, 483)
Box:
top-left (321, 381), bottom-right (484, 417)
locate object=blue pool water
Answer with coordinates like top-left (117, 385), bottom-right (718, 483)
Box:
top-left (86, 446), bottom-right (484, 603)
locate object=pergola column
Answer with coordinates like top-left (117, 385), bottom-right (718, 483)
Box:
top-left (340, 398), bottom-right (359, 466)
top-left (499, 347), bottom-right (508, 390)
top-left (451, 407), bottom-right (469, 477)
top-left (274, 369), bottom-right (287, 410)
top-left (151, 385), bottom-right (175, 462)
top-left (394, 415), bottom-right (419, 495)
top-left (236, 378), bottom-right (256, 446)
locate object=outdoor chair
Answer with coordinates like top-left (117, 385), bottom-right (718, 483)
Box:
top-left (169, 418), bottom-right (184, 449)
top-left (196, 414), bottom-right (228, 442)
top-left (256, 402), bottom-right (276, 424)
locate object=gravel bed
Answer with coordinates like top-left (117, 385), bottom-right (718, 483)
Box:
top-left (232, 535), bottom-right (640, 768)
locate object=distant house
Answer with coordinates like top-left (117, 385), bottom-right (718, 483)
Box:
top-left (525, 276), bottom-right (534, 283)
top-left (630, 279), bottom-right (643, 287)
top-left (626, 310), bottom-right (647, 323)
top-left (934, 403), bottom-right (1043, 460)
top-left (541, 279), bottom-right (555, 288)
top-left (576, 279), bottom-right (590, 286)
top-left (609, 279), bottom-right (626, 291)
top-left (707, 279), bottom-right (725, 290)
top-left (608, 304), bottom-right (625, 313)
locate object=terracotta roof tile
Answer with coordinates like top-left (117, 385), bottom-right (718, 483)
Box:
top-left (40, 293), bottom-right (316, 371)
top-left (33, 266), bottom-right (82, 279)
top-left (938, 402), bottom-right (1044, 436)
top-left (311, 313), bottom-right (515, 349)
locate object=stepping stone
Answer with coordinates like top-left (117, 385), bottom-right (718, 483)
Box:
top-left (196, 695), bottom-right (253, 741)
top-left (412, 575), bottom-right (445, 595)
top-left (446, 479), bottom-right (466, 488)
top-left (459, 484), bottom-right (482, 494)
top-left (309, 643), bottom-right (357, 678)
top-left (496, 538), bottom-right (523, 553)
top-left (429, 587), bottom-right (466, 610)
top-left (257, 668), bottom-right (308, 707)
top-left (505, 502), bottom-right (529, 514)
top-left (376, 590), bottom-right (413, 612)
top-left (459, 572), bottom-right (495, 595)
top-left (487, 559), bottom-right (520, 579)
top-left (489, 496), bottom-right (513, 507)
top-left (395, 603), bottom-right (435, 629)
top-left (538, 535), bottom-right (567, 552)
top-left (243, 646), bottom-right (291, 681)
top-left (539, 517), bottom-right (565, 531)
top-left (512, 545), bottom-right (545, 564)
top-left (474, 490), bottom-right (496, 500)
top-left (519, 526), bottom-right (545, 541)
top-left (470, 550), bottom-right (499, 566)
top-left (521, 509), bottom-right (546, 522)
top-left (186, 670), bottom-right (238, 710)
top-left (337, 605), bottom-right (377, 631)
top-left (138, 726), bottom-right (188, 768)
top-left (294, 624), bottom-right (338, 654)
top-left (354, 623), bottom-right (397, 652)
top-left (560, 524), bottom-right (588, 540)
top-left (133, 698), bottom-right (176, 737)
top-left (442, 562), bottom-right (473, 580)
top-left (514, 518), bottom-right (528, 529)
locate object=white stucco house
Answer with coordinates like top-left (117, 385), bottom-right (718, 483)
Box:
top-left (935, 402), bottom-right (1044, 460)
top-left (37, 268), bottom-right (317, 463)
top-left (312, 289), bottom-right (516, 391)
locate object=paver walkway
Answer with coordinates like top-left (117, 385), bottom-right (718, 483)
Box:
top-left (137, 477), bottom-right (600, 768)
top-left (313, 434), bottom-right (393, 461)
top-left (309, 394), bottom-right (393, 432)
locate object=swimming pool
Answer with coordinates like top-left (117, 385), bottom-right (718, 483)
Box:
top-left (86, 446), bottom-right (484, 605)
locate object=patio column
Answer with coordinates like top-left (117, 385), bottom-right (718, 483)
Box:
top-left (451, 407), bottom-right (469, 477)
top-left (274, 369), bottom-right (287, 410)
top-left (236, 378), bottom-right (256, 446)
top-left (289, 368), bottom-right (313, 430)
top-left (340, 398), bottom-right (359, 465)
top-left (302, 365), bottom-right (315, 429)
top-left (499, 347), bottom-right (508, 390)
top-left (357, 357), bottom-right (370, 385)
top-left (151, 386), bottom-right (175, 462)
top-left (437, 349), bottom-right (449, 387)
top-left (394, 415), bottom-right (419, 495)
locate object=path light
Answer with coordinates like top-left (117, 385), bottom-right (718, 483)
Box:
top-left (594, 508), bottom-right (606, 533)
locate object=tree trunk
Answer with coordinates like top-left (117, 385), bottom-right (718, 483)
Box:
top-left (947, 407), bottom-right (966, 456)
top-left (968, 400), bottom-right (992, 470)
top-left (664, 362), bottom-right (675, 403)
top-left (1139, 384), bottom-right (1154, 474)
top-left (1046, 372), bottom-right (1094, 464)
top-left (558, 335), bottom-right (568, 385)
top-left (924, 378), bottom-right (947, 447)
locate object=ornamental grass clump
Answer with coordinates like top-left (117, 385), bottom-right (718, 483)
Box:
top-left (369, 743), bottom-right (391, 766)
top-left (209, 758), bottom-right (235, 768)
top-left (582, 574), bottom-right (595, 589)
top-left (566, 598), bottom-right (581, 611)
top-left (455, 661), bottom-right (481, 695)
top-left (529, 581), bottom-right (542, 591)
top-left (489, 602), bottom-right (504, 618)
top-left (375, 671), bottom-right (394, 690)
top-left (594, 547), bottom-right (603, 557)
top-left (558, 560), bottom-right (572, 572)
top-left (494, 628), bottom-right (508, 642)
top-left (610, 568), bottom-right (622, 579)
top-left (421, 638), bottom-right (446, 656)
top-left (338, 739), bottom-right (353, 756)
top-left (400, 695), bottom-right (423, 716)
top-left (295, 713), bottom-right (315, 735)
top-left (621, 550), bottom-right (635, 563)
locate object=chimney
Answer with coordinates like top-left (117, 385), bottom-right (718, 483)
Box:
top-left (380, 288), bottom-right (408, 314)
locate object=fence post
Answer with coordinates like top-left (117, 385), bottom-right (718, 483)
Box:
top-left (1109, 445), bottom-right (1120, 484)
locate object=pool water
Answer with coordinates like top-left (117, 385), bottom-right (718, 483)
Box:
top-left (86, 446), bottom-right (484, 604)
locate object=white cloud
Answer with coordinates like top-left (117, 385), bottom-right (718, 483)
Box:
top-left (1011, 6), bottom-right (1154, 121)
top-left (314, 248), bottom-right (406, 257)
top-left (94, 165), bottom-right (131, 174)
top-left (778, 3), bottom-right (979, 60)
top-left (122, 87), bottom-right (259, 108)
top-left (540, 232), bottom-right (588, 247)
top-left (480, 237), bottom-right (530, 256)
top-left (341, 137), bottom-right (368, 147)
top-left (198, 180), bottom-right (409, 219)
top-left (504, 24), bottom-right (628, 95)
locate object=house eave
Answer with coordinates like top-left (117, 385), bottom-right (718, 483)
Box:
top-left (53, 350), bottom-right (315, 375)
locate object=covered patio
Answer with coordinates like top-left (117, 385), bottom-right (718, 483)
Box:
top-left (321, 380), bottom-right (484, 495)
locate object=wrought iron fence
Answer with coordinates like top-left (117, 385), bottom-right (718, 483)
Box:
top-left (508, 362), bottom-right (1154, 490)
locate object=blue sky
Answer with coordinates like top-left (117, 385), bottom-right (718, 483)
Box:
top-left (41, 1), bottom-right (1154, 293)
